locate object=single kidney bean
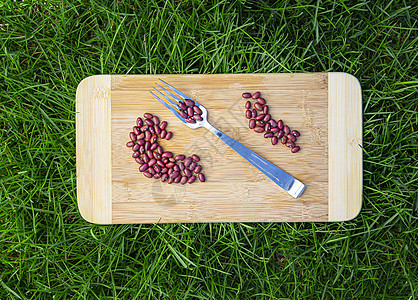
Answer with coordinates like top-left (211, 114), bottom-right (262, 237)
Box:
top-left (187, 107), bottom-right (194, 117)
top-left (175, 154), bottom-right (186, 161)
top-left (162, 151), bottom-right (173, 158)
top-left (133, 126), bottom-right (141, 135)
top-left (184, 99), bottom-right (195, 107)
top-left (143, 172), bottom-right (152, 178)
top-left (137, 133), bottom-right (145, 140)
top-left (137, 117), bottom-right (143, 127)
top-left (179, 110), bottom-right (188, 119)
top-left (145, 130), bottom-right (151, 140)
top-left (157, 160), bottom-right (165, 168)
top-left (154, 165), bottom-right (161, 172)
top-left (255, 114), bottom-right (265, 121)
top-left (179, 162), bottom-right (185, 170)
top-left (166, 132), bottom-right (173, 140)
top-left (139, 163), bottom-right (148, 172)
top-left (278, 120), bottom-right (284, 129)
top-left (154, 173), bottom-right (162, 179)
top-left (256, 97), bottom-right (266, 105)
top-left (188, 175), bottom-right (196, 184)
top-left (173, 165), bottom-right (180, 172)
top-left (150, 142), bottom-right (158, 151)
top-left (254, 126), bottom-right (264, 133)
top-left (252, 91), bottom-right (260, 99)
top-left (249, 119), bottom-right (256, 129)
top-left (263, 114), bottom-right (271, 122)
top-left (132, 144), bottom-right (140, 151)
top-left (185, 157), bottom-right (193, 167)
top-left (178, 102), bottom-right (187, 110)
top-left (252, 109), bottom-right (257, 118)
top-left (161, 173), bottom-right (168, 182)
top-left (168, 168), bottom-right (174, 175)
top-left (129, 132), bottom-right (136, 141)
top-left (148, 158), bottom-right (157, 167)
top-left (242, 92), bottom-right (252, 98)
top-left (284, 125), bottom-right (290, 135)
top-left (174, 175), bottom-right (181, 183)
top-left (144, 113), bottom-right (153, 119)
top-left (160, 121), bottom-right (167, 130)
top-left (154, 125), bottom-right (161, 135)
top-left (152, 116), bottom-right (159, 125)
top-left (193, 114), bottom-right (203, 121)
top-left (264, 123), bottom-right (270, 132)
top-left (292, 130), bottom-right (300, 137)
top-left (194, 165), bottom-right (202, 173)
top-left (150, 134), bottom-right (157, 143)
top-left (186, 118), bottom-right (196, 123)
top-left (126, 141), bottom-right (134, 147)
top-left (163, 158), bottom-right (169, 164)
top-left (180, 176), bottom-right (188, 185)
top-left (166, 162), bottom-right (175, 168)
top-left (167, 177), bottom-right (174, 184)
top-left (277, 130), bottom-right (284, 139)
top-left (255, 121), bottom-right (265, 127)
top-left (161, 167), bottom-right (168, 174)
top-left (157, 146), bottom-right (163, 154)
top-left (160, 130), bottom-right (167, 139)
top-left (264, 132), bottom-right (274, 138)
top-left (169, 171), bottom-right (179, 179)
top-left (271, 136), bottom-right (278, 145)
top-left (189, 161), bottom-right (197, 171)
top-left (145, 119), bottom-right (154, 126)
top-left (154, 152), bottom-right (161, 160)
top-left (291, 146), bottom-right (301, 153)
top-left (263, 105), bottom-right (269, 114)
top-left (184, 169), bottom-right (192, 177)
top-left (140, 125), bottom-right (149, 132)
top-left (138, 139), bottom-right (145, 146)
top-left (198, 173), bottom-right (205, 182)
top-left (132, 151), bottom-right (140, 158)
top-left (148, 167), bottom-right (156, 175)
top-left (147, 150), bottom-right (154, 159)
top-left (245, 101), bottom-right (251, 109)
top-left (144, 141), bottom-right (151, 151)
top-left (254, 103), bottom-right (263, 111)
top-left (287, 134), bottom-right (296, 142)
top-left (149, 125), bottom-right (155, 135)
top-left (142, 154), bottom-right (150, 163)
top-left (281, 136), bottom-right (287, 144)
top-left (286, 141), bottom-right (295, 148)
top-left (270, 119), bottom-right (278, 127)
top-left (139, 146), bottom-right (145, 154)
top-left (169, 158), bottom-right (176, 162)
top-left (271, 127), bottom-right (279, 133)
top-left (192, 154), bottom-right (200, 162)
top-left (246, 110), bottom-right (252, 119)
top-left (193, 106), bottom-right (202, 114)
top-left (135, 157), bottom-right (144, 164)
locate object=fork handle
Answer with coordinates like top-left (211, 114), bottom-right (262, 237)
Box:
top-left (204, 123), bottom-right (305, 198)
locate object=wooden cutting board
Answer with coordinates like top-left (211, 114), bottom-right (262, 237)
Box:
top-left (76, 73), bottom-right (362, 224)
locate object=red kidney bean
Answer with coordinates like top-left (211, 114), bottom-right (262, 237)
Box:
top-left (291, 146), bottom-right (301, 153)
top-left (154, 152), bottom-right (161, 160)
top-left (167, 177), bottom-right (174, 184)
top-left (145, 130), bottom-right (151, 140)
top-left (152, 116), bottom-right (159, 125)
top-left (129, 132), bottom-right (136, 141)
top-left (286, 141), bottom-right (295, 148)
top-left (192, 154), bottom-right (200, 162)
top-left (140, 125), bottom-right (149, 132)
top-left (242, 92), bottom-right (252, 98)
top-left (254, 126), bottom-right (264, 133)
top-left (132, 151), bottom-right (140, 158)
top-left (252, 109), bottom-right (257, 118)
top-left (161, 173), bottom-right (168, 182)
top-left (169, 157), bottom-right (176, 163)
top-left (263, 114), bottom-right (271, 122)
top-left (139, 146), bottom-right (145, 154)
top-left (271, 136), bottom-right (278, 145)
top-left (148, 167), bottom-right (156, 175)
top-left (246, 110), bottom-right (252, 119)
top-left (188, 175), bottom-right (196, 184)
top-left (169, 171), bottom-right (179, 179)
top-left (147, 150), bottom-right (153, 159)
top-left (154, 125), bottom-right (161, 135)
top-left (135, 157), bottom-right (144, 164)
top-left (137, 117), bottom-right (143, 127)
top-left (178, 102), bottom-right (187, 111)
top-left (185, 157), bottom-right (192, 167)
top-left (137, 133), bottom-right (145, 140)
top-left (271, 127), bottom-right (279, 133)
top-left (255, 121), bottom-right (265, 127)
top-left (193, 114), bottom-right (203, 121)
top-left (270, 119), bottom-right (278, 127)
top-left (132, 144), bottom-right (140, 151)
top-left (187, 107), bottom-right (194, 117)
top-left (168, 168), bottom-right (174, 175)
top-left (185, 99), bottom-right (195, 107)
top-left (149, 126), bottom-right (156, 135)
top-left (144, 113), bottom-right (153, 119)
top-left (263, 105), bottom-right (269, 114)
top-left (292, 130), bottom-right (300, 137)
top-left (157, 160), bottom-right (165, 168)
top-left (143, 172), bottom-right (152, 178)
top-left (255, 114), bottom-right (265, 121)
top-left (256, 97), bottom-right (266, 105)
top-left (194, 165), bottom-right (202, 173)
top-left (145, 119), bottom-right (154, 126)
top-left (186, 118), bottom-right (196, 123)
top-left (126, 141), bottom-right (134, 147)
top-left (175, 154), bottom-right (185, 161)
top-left (245, 101), bottom-right (251, 109)
top-left (142, 154), bottom-right (150, 163)
top-left (179, 110), bottom-right (188, 119)
top-left (166, 132), bottom-right (172, 140)
top-left (174, 175), bottom-right (181, 183)
top-left (160, 121), bottom-right (167, 130)
top-left (180, 176), bottom-right (188, 185)
top-left (264, 132), bottom-right (273, 138)
top-left (189, 161), bottom-right (197, 171)
top-left (287, 134), bottom-right (297, 142)
top-left (154, 173), bottom-right (162, 179)
top-left (161, 167), bottom-right (168, 174)
top-left (160, 130), bottom-right (167, 139)
top-left (264, 123), bottom-right (270, 132)
top-left (284, 125), bottom-right (290, 135)
top-left (162, 152), bottom-right (173, 158)
top-left (157, 146), bottom-right (163, 155)
top-left (150, 142), bottom-right (158, 151)
top-left (163, 158), bottom-right (169, 164)
top-left (254, 103), bottom-right (263, 111)
top-left (148, 158), bottom-right (157, 167)
top-left (173, 165), bottom-right (180, 172)
top-left (198, 173), bottom-right (205, 182)
top-left (150, 134), bottom-right (157, 143)
top-left (179, 162), bottom-right (185, 170)
top-left (166, 162), bottom-right (175, 168)
top-left (193, 106), bottom-right (202, 114)
top-left (184, 169), bottom-right (192, 177)
top-left (144, 141), bottom-right (151, 151)
top-left (281, 136), bottom-right (287, 144)
top-left (252, 91), bottom-right (260, 99)
top-left (139, 163), bottom-right (148, 172)
top-left (138, 139), bottom-right (145, 146)
top-left (154, 165), bottom-right (161, 173)
top-left (278, 120), bottom-right (284, 129)
top-left (249, 119), bottom-right (256, 129)
top-left (133, 126), bottom-right (141, 135)
top-left (277, 130), bottom-right (284, 139)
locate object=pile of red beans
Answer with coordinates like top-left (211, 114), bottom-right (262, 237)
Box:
top-left (178, 99), bottom-right (203, 123)
top-left (126, 113), bottom-right (205, 184)
top-left (242, 92), bottom-right (301, 153)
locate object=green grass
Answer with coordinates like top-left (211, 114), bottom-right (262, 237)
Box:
top-left (1, 0), bottom-right (417, 298)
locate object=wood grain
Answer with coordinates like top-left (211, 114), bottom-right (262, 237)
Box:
top-left (76, 73), bottom-right (362, 224)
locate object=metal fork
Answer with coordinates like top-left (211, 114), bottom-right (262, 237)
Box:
top-left (150, 79), bottom-right (305, 198)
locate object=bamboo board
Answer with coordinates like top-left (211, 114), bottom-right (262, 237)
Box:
top-left (76, 73), bottom-right (362, 224)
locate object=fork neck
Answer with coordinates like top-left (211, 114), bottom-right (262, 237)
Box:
top-left (203, 122), bottom-right (224, 138)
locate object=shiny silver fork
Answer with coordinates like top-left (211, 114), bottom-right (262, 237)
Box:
top-left (150, 79), bottom-right (305, 198)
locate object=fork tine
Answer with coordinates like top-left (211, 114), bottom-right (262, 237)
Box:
top-left (149, 90), bottom-right (186, 123)
top-left (158, 79), bottom-right (191, 101)
top-left (154, 83), bottom-right (183, 107)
